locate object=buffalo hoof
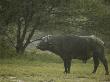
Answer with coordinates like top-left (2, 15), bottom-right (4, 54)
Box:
top-left (64, 71), bottom-right (70, 74)
top-left (64, 71), bottom-right (67, 74)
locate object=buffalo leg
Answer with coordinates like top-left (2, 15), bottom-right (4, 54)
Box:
top-left (67, 59), bottom-right (72, 73)
top-left (63, 59), bottom-right (72, 74)
top-left (92, 54), bottom-right (99, 74)
top-left (98, 55), bottom-right (109, 75)
top-left (64, 59), bottom-right (68, 73)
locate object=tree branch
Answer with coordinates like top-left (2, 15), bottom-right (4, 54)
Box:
top-left (21, 20), bottom-right (28, 42)
top-left (23, 26), bottom-right (36, 48)
top-left (21, 0), bottom-right (33, 43)
top-left (16, 19), bottom-right (21, 46)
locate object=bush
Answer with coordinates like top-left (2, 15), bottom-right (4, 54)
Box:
top-left (0, 37), bottom-right (16, 58)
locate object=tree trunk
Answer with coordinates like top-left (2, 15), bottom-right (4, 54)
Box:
top-left (16, 45), bottom-right (25, 54)
top-left (15, 0), bottom-right (35, 54)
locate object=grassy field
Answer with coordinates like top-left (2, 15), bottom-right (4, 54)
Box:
top-left (0, 50), bottom-right (110, 82)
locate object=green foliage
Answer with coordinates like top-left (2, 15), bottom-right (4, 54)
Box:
top-left (0, 36), bottom-right (16, 58)
top-left (65, 0), bottom-right (110, 34)
top-left (1, 0), bottom-right (110, 54)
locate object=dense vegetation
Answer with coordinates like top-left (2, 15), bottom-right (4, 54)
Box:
top-left (0, 0), bottom-right (110, 82)
top-left (0, 0), bottom-right (110, 55)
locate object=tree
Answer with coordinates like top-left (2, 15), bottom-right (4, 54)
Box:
top-left (1, 0), bottom-right (110, 54)
top-left (0, 0), bottom-right (70, 54)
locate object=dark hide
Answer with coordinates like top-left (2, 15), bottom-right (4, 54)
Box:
top-left (36, 35), bottom-right (109, 75)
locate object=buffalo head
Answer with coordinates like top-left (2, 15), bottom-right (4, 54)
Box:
top-left (36, 35), bottom-right (52, 51)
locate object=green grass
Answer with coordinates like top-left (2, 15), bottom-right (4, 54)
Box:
top-left (0, 50), bottom-right (110, 82)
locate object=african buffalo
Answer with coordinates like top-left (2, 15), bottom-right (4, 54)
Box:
top-left (36, 35), bottom-right (109, 75)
